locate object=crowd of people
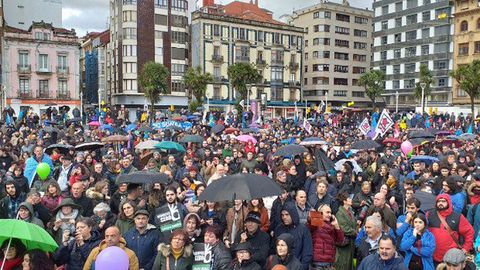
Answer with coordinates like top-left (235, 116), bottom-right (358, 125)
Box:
top-left (0, 105), bottom-right (480, 270)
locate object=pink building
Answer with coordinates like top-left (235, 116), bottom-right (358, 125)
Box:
top-left (2, 21), bottom-right (80, 115)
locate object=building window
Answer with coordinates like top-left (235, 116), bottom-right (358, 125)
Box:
top-left (123, 62), bottom-right (137, 74)
top-left (172, 0), bottom-right (188, 11)
top-left (19, 78), bottom-right (30, 94)
top-left (458, 89), bottom-right (467, 97)
top-left (393, 65), bottom-right (400, 74)
top-left (38, 54), bottom-right (49, 71)
top-left (382, 5), bottom-right (389, 15)
top-left (57, 55), bottom-right (67, 70)
top-left (354, 29), bottom-right (367, 37)
top-left (123, 10), bottom-right (137, 22)
top-left (438, 77), bottom-right (447, 87)
top-left (271, 67), bottom-right (283, 82)
top-left (406, 14), bottom-right (417, 24)
top-left (422, 11), bottom-right (430, 22)
top-left (334, 52), bottom-right (349, 60)
top-left (235, 46), bottom-right (250, 62)
top-left (475, 41), bottom-right (480, 53)
top-left (395, 2), bottom-right (403, 12)
top-left (353, 67), bottom-right (366, 74)
top-left (354, 42), bottom-right (367, 49)
top-left (213, 86), bottom-right (222, 99)
top-left (172, 81), bottom-right (185, 92)
top-left (313, 64), bottom-right (329, 71)
top-left (405, 63), bottom-right (416, 73)
top-left (19, 52), bottom-right (29, 66)
top-left (336, 13), bottom-right (350, 22)
top-left (406, 30), bottom-right (417, 41)
top-left (380, 51), bottom-right (387, 60)
top-left (354, 16), bottom-right (368, 24)
top-left (271, 50), bottom-right (284, 64)
top-left (407, 0), bottom-right (417, 8)
top-left (381, 21), bottom-right (388, 30)
top-left (422, 28), bottom-right (430, 39)
top-left (422, 45), bottom-right (429, 55)
top-left (335, 26), bottom-right (349, 35)
top-left (123, 45), bottom-right (137, 56)
top-left (334, 78), bottom-right (348, 85)
top-left (334, 65), bottom-right (349, 73)
top-left (394, 33), bottom-right (401, 43)
top-left (353, 54), bottom-right (367, 62)
top-left (393, 80), bottom-right (400, 89)
top-left (39, 80), bottom-right (49, 97)
top-left (460, 21), bottom-right (468, 32)
top-left (123, 79), bottom-right (137, 91)
top-left (395, 18), bottom-right (402, 28)
top-left (459, 43), bottom-right (469, 55)
top-left (477, 19), bottom-right (480, 30)
top-left (335, 39), bottom-right (349, 48)
top-left (394, 49), bottom-right (401, 59)
top-left (405, 47), bottom-right (416, 57)
top-left (333, 90), bottom-right (348, 96)
top-left (58, 80), bottom-right (68, 95)
top-left (434, 60), bottom-right (447, 70)
top-left (381, 36), bottom-right (387, 45)
top-left (123, 28), bottom-right (137, 39)
top-left (404, 79), bottom-right (415, 88)
top-left (352, 91), bottom-right (364, 98)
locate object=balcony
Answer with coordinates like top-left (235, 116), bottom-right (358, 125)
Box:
top-left (256, 58), bottom-right (266, 67)
top-left (212, 95), bottom-right (223, 100)
top-left (211, 54), bottom-right (224, 64)
top-left (57, 92), bottom-right (70, 100)
top-left (235, 56), bottom-right (250, 63)
top-left (37, 89), bottom-right (50, 99)
top-left (36, 65), bottom-right (52, 74)
top-left (287, 81), bottom-right (301, 87)
top-left (213, 76), bottom-right (226, 83)
top-left (17, 64), bottom-right (31, 74)
top-left (18, 91), bottom-right (33, 99)
top-left (57, 67), bottom-right (69, 78)
top-left (271, 59), bottom-right (284, 66)
top-left (289, 62), bottom-right (299, 71)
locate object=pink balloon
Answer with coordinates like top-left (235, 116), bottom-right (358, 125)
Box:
top-left (401, 141), bottom-right (413, 156)
top-left (95, 246), bottom-right (129, 270)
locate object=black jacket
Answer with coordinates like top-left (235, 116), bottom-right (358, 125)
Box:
top-left (230, 259), bottom-right (262, 270)
top-left (71, 195), bottom-right (94, 217)
top-left (234, 229), bottom-right (270, 267)
top-left (212, 241), bottom-right (232, 270)
top-left (53, 230), bottom-right (102, 270)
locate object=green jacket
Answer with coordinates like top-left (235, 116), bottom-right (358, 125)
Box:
top-left (153, 243), bottom-right (193, 270)
top-left (115, 218), bottom-right (134, 236)
top-left (334, 206), bottom-right (357, 270)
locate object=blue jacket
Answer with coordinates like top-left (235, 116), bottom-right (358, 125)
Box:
top-left (399, 228), bottom-right (435, 270)
top-left (357, 253), bottom-right (407, 270)
top-left (396, 214), bottom-right (411, 237)
top-left (24, 154), bottom-right (54, 185)
top-left (467, 204), bottom-right (480, 239)
top-left (442, 191), bottom-right (466, 213)
top-left (53, 230), bottom-right (102, 270)
top-left (273, 204), bottom-right (312, 270)
top-left (124, 224), bottom-right (161, 270)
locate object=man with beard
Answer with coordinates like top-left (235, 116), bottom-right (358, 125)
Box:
top-left (153, 186), bottom-right (188, 242)
top-left (357, 235), bottom-right (407, 270)
top-left (427, 194), bottom-right (474, 264)
top-left (0, 180), bottom-right (25, 218)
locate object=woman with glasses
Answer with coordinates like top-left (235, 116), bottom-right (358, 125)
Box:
top-left (153, 229), bottom-right (193, 270)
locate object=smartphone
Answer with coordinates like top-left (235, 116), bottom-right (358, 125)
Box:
top-left (330, 216), bottom-right (334, 222)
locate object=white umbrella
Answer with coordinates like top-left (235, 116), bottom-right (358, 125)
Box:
top-left (135, 140), bottom-right (159, 150)
top-left (335, 159), bottom-right (363, 173)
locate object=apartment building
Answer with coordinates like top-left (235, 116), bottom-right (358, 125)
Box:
top-left (108, 0), bottom-right (189, 118)
top-left (452, 0), bottom-right (480, 109)
top-left (2, 21), bottom-right (80, 115)
top-left (191, 0), bottom-right (304, 118)
top-left (292, 1), bottom-right (373, 108)
top-left (372, 0), bottom-right (453, 110)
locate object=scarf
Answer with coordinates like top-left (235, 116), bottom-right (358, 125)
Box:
top-left (56, 209), bottom-right (79, 234)
top-left (1, 256), bottom-right (23, 270)
top-left (171, 247), bottom-right (184, 260)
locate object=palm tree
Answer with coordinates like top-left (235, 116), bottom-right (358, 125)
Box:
top-left (138, 61), bottom-right (169, 124)
top-left (414, 64), bottom-right (433, 114)
top-left (227, 62), bottom-right (262, 109)
top-left (183, 66), bottom-right (213, 112)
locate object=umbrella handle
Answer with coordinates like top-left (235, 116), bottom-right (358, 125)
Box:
top-left (0, 237), bottom-right (13, 270)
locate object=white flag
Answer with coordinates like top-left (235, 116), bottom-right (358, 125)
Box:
top-left (358, 117), bottom-right (371, 136)
top-left (303, 118), bottom-right (312, 134)
top-left (374, 109), bottom-right (394, 139)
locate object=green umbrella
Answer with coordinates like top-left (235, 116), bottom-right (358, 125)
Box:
top-left (155, 141), bottom-right (186, 152)
top-left (179, 135), bottom-right (204, 144)
top-left (0, 219), bottom-right (58, 252)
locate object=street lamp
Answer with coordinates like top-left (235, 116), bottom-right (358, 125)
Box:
top-left (420, 82), bottom-right (426, 114)
top-left (395, 91), bottom-right (399, 114)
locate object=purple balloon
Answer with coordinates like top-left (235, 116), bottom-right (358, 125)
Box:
top-left (95, 246), bottom-right (129, 270)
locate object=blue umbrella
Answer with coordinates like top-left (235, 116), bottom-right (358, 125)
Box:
top-left (409, 155), bottom-right (439, 165)
top-left (125, 123), bottom-right (137, 132)
top-left (100, 124), bottom-right (114, 133)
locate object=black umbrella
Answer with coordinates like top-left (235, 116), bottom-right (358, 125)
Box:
top-left (45, 143), bottom-right (73, 155)
top-left (44, 126), bottom-right (59, 133)
top-left (138, 126), bottom-right (154, 133)
top-left (351, 139), bottom-right (381, 150)
top-left (198, 174), bottom-right (283, 201)
top-left (180, 134), bottom-right (204, 143)
top-left (413, 191), bottom-right (436, 212)
top-left (273, 145), bottom-right (308, 157)
top-left (211, 124), bottom-right (225, 134)
top-left (410, 138), bottom-right (434, 146)
top-left (314, 149), bottom-right (335, 172)
top-left (409, 130), bottom-right (435, 139)
top-left (116, 171), bottom-right (169, 185)
top-left (165, 125), bottom-right (183, 131)
top-left (75, 142), bottom-right (105, 151)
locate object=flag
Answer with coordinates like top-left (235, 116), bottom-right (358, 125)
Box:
top-left (468, 124), bottom-right (473, 134)
top-left (358, 117), bottom-right (371, 136)
top-left (371, 111), bottom-right (379, 129)
top-left (394, 122), bottom-right (400, 138)
top-left (425, 115), bottom-right (430, 129)
top-left (5, 114), bottom-right (12, 126)
top-left (374, 109), bottom-right (394, 139)
top-left (303, 118), bottom-right (312, 134)
top-left (208, 114), bottom-right (215, 127)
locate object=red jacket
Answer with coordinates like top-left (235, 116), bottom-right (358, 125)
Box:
top-left (427, 194), bottom-right (475, 262)
top-left (310, 221), bottom-right (344, 263)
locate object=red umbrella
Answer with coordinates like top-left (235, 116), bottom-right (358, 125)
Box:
top-left (88, 121), bottom-right (100, 127)
top-left (225, 127), bottom-right (239, 134)
top-left (382, 137), bottom-right (401, 146)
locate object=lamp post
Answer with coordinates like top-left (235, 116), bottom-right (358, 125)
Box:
top-left (395, 91), bottom-right (399, 114)
top-left (420, 82), bottom-right (426, 114)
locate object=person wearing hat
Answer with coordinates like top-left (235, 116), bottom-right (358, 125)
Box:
top-left (265, 233), bottom-right (302, 270)
top-left (232, 211), bottom-right (270, 268)
top-left (53, 154), bottom-right (74, 193)
top-left (124, 210), bottom-right (160, 270)
top-left (17, 202), bottom-right (44, 228)
top-left (436, 248), bottom-right (475, 270)
top-left (229, 242), bottom-right (261, 270)
top-left (48, 198), bottom-right (82, 245)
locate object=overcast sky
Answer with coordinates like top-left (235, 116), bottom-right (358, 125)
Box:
top-left (62, 0), bottom-right (373, 37)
